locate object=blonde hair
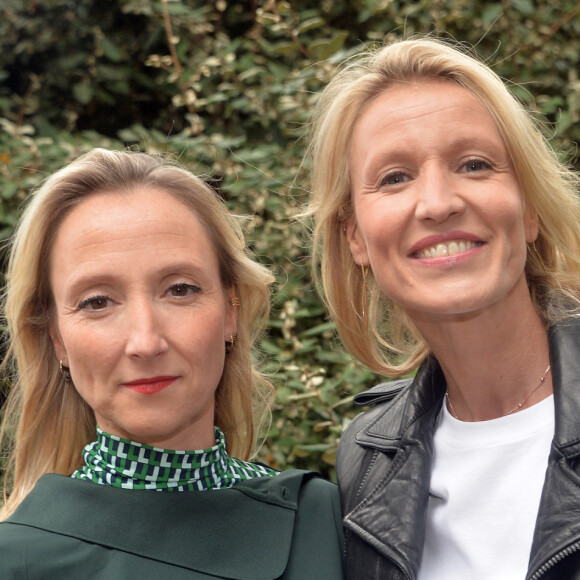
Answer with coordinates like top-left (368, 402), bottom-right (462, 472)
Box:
top-left (1, 148), bottom-right (275, 518)
top-left (307, 37), bottom-right (580, 377)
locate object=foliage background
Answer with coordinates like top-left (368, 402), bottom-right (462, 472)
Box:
top-left (0, 0), bottom-right (579, 481)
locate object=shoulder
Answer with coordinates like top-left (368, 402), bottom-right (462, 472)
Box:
top-left (272, 471), bottom-right (345, 578)
top-left (0, 521), bottom-right (30, 573)
top-left (235, 469), bottom-right (341, 529)
top-left (336, 379), bottom-right (413, 489)
top-left (0, 517), bottom-right (133, 579)
top-left (351, 378), bottom-right (413, 408)
top-left (235, 469), bottom-right (340, 513)
top-left (287, 470), bottom-right (341, 514)
top-left (340, 378), bottom-right (413, 448)
top-left (222, 470), bottom-right (345, 577)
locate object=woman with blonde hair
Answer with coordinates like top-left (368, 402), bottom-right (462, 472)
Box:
top-left (308, 37), bottom-right (580, 579)
top-left (0, 148), bottom-right (344, 578)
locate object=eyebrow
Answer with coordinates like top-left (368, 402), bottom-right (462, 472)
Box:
top-left (63, 260), bottom-right (211, 298)
top-left (363, 133), bottom-right (505, 163)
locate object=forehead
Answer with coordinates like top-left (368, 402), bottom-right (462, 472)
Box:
top-left (49, 187), bottom-right (218, 276)
top-left (349, 80), bottom-right (507, 167)
top-left (61, 186), bottom-right (204, 232)
top-left (356, 79), bottom-right (494, 134)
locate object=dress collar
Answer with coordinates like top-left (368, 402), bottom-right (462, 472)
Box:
top-left (72, 427), bottom-right (277, 491)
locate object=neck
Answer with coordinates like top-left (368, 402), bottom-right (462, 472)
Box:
top-left (409, 287), bottom-right (552, 421)
top-left (71, 427), bottom-right (277, 490)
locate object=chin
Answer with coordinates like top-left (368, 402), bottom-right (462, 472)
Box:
top-left (404, 296), bottom-right (495, 321)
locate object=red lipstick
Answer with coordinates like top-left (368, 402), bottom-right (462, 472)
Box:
top-left (122, 376), bottom-right (178, 395)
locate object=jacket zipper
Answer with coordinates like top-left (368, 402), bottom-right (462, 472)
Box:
top-left (529, 540), bottom-right (580, 580)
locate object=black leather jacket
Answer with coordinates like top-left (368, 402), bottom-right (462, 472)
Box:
top-left (337, 319), bottom-right (580, 579)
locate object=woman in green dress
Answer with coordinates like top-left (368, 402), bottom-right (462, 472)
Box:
top-left (0, 149), bottom-right (344, 579)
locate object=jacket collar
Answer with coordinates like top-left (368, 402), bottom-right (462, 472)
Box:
top-left (355, 356), bottom-right (446, 448)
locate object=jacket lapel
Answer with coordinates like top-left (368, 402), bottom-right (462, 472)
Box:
top-left (528, 320), bottom-right (580, 577)
top-left (343, 359), bottom-right (445, 579)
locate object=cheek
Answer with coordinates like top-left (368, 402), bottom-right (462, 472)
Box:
top-left (506, 206), bottom-right (533, 247)
top-left (179, 312), bottom-right (227, 355)
top-left (63, 326), bottom-right (121, 377)
top-left (360, 216), bottom-right (402, 263)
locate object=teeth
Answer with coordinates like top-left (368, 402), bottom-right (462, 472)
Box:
top-left (415, 240), bottom-right (481, 259)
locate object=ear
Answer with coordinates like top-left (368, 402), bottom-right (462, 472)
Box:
top-left (524, 205), bottom-right (539, 243)
top-left (345, 218), bottom-right (370, 266)
top-left (223, 286), bottom-right (238, 340)
top-left (49, 322), bottom-right (68, 364)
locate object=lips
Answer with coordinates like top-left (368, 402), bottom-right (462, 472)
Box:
top-left (413, 239), bottom-right (484, 259)
top-left (122, 376), bottom-right (178, 395)
top-left (409, 231), bottom-right (485, 260)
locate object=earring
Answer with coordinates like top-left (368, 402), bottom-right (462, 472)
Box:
top-left (529, 240), bottom-right (548, 271)
top-left (59, 360), bottom-right (72, 381)
top-left (232, 297), bottom-right (240, 308)
top-left (225, 332), bottom-right (237, 354)
top-left (361, 265), bottom-right (368, 319)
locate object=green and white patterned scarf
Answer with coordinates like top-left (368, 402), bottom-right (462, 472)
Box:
top-left (71, 427), bottom-right (277, 491)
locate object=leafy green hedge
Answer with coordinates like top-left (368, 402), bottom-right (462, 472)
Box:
top-left (1, 0), bottom-right (579, 479)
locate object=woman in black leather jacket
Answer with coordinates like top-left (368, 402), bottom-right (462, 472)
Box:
top-left (307, 37), bottom-right (580, 579)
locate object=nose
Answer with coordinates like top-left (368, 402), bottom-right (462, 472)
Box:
top-left (124, 300), bottom-right (168, 360)
top-left (414, 164), bottom-right (466, 223)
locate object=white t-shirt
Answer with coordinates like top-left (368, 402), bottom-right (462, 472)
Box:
top-left (418, 395), bottom-right (555, 580)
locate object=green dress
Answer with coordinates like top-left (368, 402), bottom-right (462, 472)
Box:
top-left (0, 429), bottom-right (344, 579)
top-left (0, 470), bottom-right (344, 579)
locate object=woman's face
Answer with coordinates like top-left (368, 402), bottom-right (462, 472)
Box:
top-left (49, 187), bottom-right (237, 450)
top-left (346, 80), bottom-right (538, 322)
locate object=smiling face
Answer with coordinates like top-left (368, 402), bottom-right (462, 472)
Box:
top-left (49, 187), bottom-right (237, 450)
top-left (347, 80), bottom-right (538, 322)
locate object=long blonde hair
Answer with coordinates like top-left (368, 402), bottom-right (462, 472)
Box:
top-left (1, 148), bottom-right (275, 518)
top-left (307, 37), bottom-right (580, 377)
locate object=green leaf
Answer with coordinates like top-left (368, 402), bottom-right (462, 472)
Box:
top-left (481, 4), bottom-right (503, 25)
top-left (271, 41), bottom-right (298, 56)
top-left (72, 81), bottom-right (94, 105)
top-left (512, 0), bottom-right (535, 15)
top-left (296, 443), bottom-right (332, 452)
top-left (1, 181), bottom-right (18, 199)
top-left (100, 36), bottom-right (122, 62)
top-left (308, 31), bottom-right (349, 60)
top-left (238, 67), bottom-right (266, 82)
top-left (556, 110), bottom-right (573, 135)
top-left (295, 17), bottom-right (326, 35)
top-left (299, 322), bottom-right (336, 338)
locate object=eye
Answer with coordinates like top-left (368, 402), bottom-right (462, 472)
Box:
top-left (379, 171), bottom-right (411, 187)
top-left (167, 283), bottom-right (201, 298)
top-left (461, 158), bottom-right (493, 173)
top-left (77, 295), bottom-right (111, 311)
